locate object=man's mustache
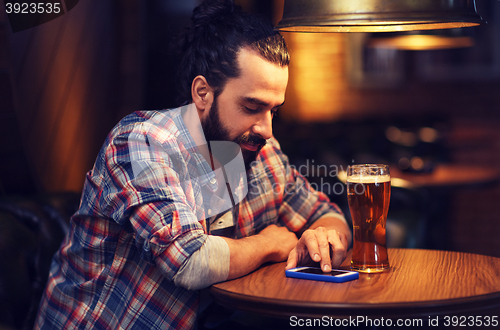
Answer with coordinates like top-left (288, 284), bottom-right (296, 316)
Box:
top-left (235, 134), bottom-right (267, 149)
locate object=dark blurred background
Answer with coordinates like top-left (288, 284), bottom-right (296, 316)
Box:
top-left (2, 0), bottom-right (500, 253)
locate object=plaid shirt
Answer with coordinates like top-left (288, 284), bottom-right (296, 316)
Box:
top-left (35, 106), bottom-right (344, 330)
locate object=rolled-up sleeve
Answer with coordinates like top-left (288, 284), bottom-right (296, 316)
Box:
top-left (173, 235), bottom-right (230, 290)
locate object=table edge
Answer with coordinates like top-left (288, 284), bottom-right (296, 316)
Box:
top-left (209, 286), bottom-right (500, 318)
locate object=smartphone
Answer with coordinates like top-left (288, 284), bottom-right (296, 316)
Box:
top-left (285, 267), bottom-right (359, 283)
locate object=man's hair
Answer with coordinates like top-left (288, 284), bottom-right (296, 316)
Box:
top-left (175, 0), bottom-right (289, 106)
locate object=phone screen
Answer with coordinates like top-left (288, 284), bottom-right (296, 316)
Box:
top-left (295, 268), bottom-right (347, 276)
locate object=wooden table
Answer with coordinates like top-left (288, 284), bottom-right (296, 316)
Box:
top-left (210, 249), bottom-right (500, 319)
top-left (389, 164), bottom-right (500, 189)
top-left (337, 164), bottom-right (500, 189)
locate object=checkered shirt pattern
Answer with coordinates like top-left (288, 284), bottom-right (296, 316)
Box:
top-left (34, 107), bottom-right (343, 330)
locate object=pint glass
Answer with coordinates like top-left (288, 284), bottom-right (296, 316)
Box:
top-left (347, 164), bottom-right (391, 273)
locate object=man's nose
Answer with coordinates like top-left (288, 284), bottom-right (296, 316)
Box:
top-left (251, 111), bottom-right (273, 140)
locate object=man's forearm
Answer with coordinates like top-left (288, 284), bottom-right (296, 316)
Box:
top-left (221, 224), bottom-right (298, 280)
top-left (220, 235), bottom-right (273, 280)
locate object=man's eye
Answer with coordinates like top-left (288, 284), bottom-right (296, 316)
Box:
top-left (245, 107), bottom-right (259, 113)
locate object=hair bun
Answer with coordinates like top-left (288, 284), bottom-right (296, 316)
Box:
top-left (191, 0), bottom-right (238, 27)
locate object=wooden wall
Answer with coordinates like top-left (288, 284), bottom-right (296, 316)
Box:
top-left (1, 7), bottom-right (37, 194)
top-left (2, 0), bottom-right (143, 194)
top-left (279, 32), bottom-right (500, 122)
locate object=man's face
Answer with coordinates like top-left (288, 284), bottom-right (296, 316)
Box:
top-left (201, 47), bottom-right (289, 169)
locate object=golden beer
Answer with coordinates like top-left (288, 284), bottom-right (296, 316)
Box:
top-left (347, 165), bottom-right (391, 273)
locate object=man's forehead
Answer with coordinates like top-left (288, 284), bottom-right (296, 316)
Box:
top-left (235, 47), bottom-right (288, 82)
top-left (237, 46), bottom-right (281, 68)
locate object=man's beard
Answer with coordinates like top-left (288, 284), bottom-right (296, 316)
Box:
top-left (201, 96), bottom-right (267, 170)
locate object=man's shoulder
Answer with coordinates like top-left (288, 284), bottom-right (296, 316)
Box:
top-left (120, 109), bottom-right (180, 128)
top-left (111, 109), bottom-right (183, 141)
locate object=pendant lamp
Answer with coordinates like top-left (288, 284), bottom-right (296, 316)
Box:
top-left (276, 0), bottom-right (484, 33)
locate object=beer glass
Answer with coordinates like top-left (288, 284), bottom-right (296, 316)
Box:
top-left (347, 164), bottom-right (391, 273)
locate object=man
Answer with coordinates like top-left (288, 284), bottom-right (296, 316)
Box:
top-left (35, 0), bottom-right (351, 329)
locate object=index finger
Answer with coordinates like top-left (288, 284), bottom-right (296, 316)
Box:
top-left (313, 227), bottom-right (332, 272)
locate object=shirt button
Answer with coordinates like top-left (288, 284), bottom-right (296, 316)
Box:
top-left (210, 178), bottom-right (217, 185)
top-left (207, 209), bottom-right (212, 216)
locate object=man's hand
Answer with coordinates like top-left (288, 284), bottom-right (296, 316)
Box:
top-left (222, 217), bottom-right (349, 280)
top-left (258, 224), bottom-right (299, 263)
top-left (285, 223), bottom-right (349, 273)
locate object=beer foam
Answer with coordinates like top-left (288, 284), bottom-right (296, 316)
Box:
top-left (347, 175), bottom-right (391, 183)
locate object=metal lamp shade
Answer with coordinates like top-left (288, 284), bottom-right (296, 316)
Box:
top-left (276, 0), bottom-right (484, 33)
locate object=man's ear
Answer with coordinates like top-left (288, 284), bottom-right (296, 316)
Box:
top-left (191, 75), bottom-right (214, 113)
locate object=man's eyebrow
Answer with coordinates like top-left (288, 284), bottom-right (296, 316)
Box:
top-left (242, 97), bottom-right (285, 108)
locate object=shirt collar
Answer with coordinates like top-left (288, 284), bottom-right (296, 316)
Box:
top-left (170, 104), bottom-right (217, 190)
